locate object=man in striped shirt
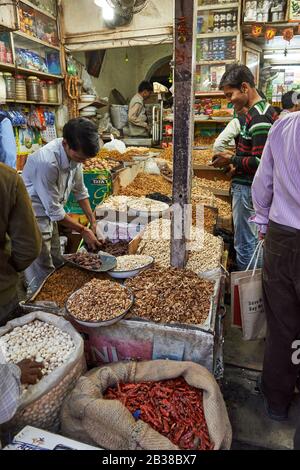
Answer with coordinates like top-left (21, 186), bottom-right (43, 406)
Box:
top-left (252, 112), bottom-right (300, 421)
top-left (212, 65), bottom-right (277, 270)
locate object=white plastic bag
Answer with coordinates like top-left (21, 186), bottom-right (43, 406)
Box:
top-left (144, 158), bottom-right (161, 175)
top-left (103, 135), bottom-right (126, 154)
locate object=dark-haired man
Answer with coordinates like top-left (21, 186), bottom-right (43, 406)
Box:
top-left (127, 81), bottom-right (153, 137)
top-left (23, 117), bottom-right (101, 292)
top-left (280, 90), bottom-right (300, 118)
top-left (211, 65), bottom-right (277, 270)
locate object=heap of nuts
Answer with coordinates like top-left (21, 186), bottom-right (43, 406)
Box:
top-left (84, 157), bottom-right (120, 172)
top-left (119, 174), bottom-right (172, 197)
top-left (137, 219), bottom-right (223, 273)
top-left (193, 176), bottom-right (231, 192)
top-left (99, 240), bottom-right (129, 257)
top-left (66, 252), bottom-right (102, 270)
top-left (125, 265), bottom-right (214, 325)
top-left (66, 279), bottom-right (133, 322)
top-left (34, 265), bottom-right (102, 307)
top-left (99, 195), bottom-right (168, 214)
top-left (111, 255), bottom-right (153, 272)
top-left (193, 149), bottom-right (213, 166)
top-left (0, 321), bottom-right (75, 388)
top-left (158, 147), bottom-right (173, 161)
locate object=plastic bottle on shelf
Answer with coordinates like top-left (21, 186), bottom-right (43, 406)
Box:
top-left (27, 76), bottom-right (42, 102)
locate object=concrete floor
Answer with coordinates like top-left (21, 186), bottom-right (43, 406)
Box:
top-left (222, 309), bottom-right (300, 450)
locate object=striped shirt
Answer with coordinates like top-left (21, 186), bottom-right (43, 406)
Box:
top-left (251, 111), bottom-right (300, 233)
top-left (0, 364), bottom-right (21, 424)
top-left (232, 100), bottom-right (277, 186)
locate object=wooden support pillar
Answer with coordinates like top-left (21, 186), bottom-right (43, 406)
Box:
top-left (171, 0), bottom-right (197, 268)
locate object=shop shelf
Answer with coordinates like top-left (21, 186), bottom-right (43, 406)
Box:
top-left (197, 32), bottom-right (239, 38)
top-left (17, 67), bottom-right (63, 80)
top-left (197, 2), bottom-right (239, 11)
top-left (6, 99), bottom-right (60, 106)
top-left (14, 31), bottom-right (60, 51)
top-left (20, 0), bottom-right (57, 20)
top-left (195, 91), bottom-right (225, 97)
top-left (0, 62), bottom-right (16, 71)
top-left (196, 59), bottom-right (236, 65)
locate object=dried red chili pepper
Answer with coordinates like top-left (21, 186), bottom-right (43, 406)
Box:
top-left (104, 377), bottom-right (213, 450)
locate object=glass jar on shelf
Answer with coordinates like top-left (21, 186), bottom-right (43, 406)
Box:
top-left (27, 76), bottom-right (42, 102)
top-left (40, 81), bottom-right (49, 102)
top-left (3, 73), bottom-right (16, 100)
top-left (15, 75), bottom-right (27, 101)
top-left (47, 80), bottom-right (58, 103)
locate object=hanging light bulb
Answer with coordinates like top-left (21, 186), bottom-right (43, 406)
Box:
top-left (125, 50), bottom-right (129, 63)
top-left (94, 0), bottom-right (114, 21)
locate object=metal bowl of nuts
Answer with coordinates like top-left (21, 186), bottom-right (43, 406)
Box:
top-left (66, 279), bottom-right (135, 328)
top-left (63, 250), bottom-right (117, 273)
top-left (107, 255), bottom-right (154, 279)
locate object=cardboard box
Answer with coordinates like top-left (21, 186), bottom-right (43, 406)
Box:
top-left (4, 426), bottom-right (101, 451)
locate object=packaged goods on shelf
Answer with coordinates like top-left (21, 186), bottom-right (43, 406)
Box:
top-left (15, 48), bottom-right (49, 74)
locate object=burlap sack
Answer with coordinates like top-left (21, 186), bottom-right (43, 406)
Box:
top-left (0, 312), bottom-right (86, 434)
top-left (61, 360), bottom-right (232, 450)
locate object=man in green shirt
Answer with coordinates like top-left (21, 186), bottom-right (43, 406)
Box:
top-left (0, 164), bottom-right (42, 326)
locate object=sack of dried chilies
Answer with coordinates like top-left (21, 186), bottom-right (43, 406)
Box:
top-left (61, 360), bottom-right (232, 450)
top-left (0, 312), bottom-right (86, 434)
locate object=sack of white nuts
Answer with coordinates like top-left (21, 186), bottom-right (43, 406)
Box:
top-left (0, 312), bottom-right (86, 434)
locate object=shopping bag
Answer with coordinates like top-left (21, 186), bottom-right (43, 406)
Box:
top-left (230, 241), bottom-right (263, 328)
top-left (238, 241), bottom-right (267, 340)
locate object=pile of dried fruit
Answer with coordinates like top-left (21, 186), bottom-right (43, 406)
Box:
top-left (193, 149), bottom-right (213, 166)
top-left (34, 265), bottom-right (101, 307)
top-left (137, 219), bottom-right (223, 273)
top-left (126, 265), bottom-right (214, 325)
top-left (119, 174), bottom-right (172, 197)
top-left (111, 255), bottom-right (153, 272)
top-left (84, 157), bottom-right (120, 172)
top-left (66, 252), bottom-right (102, 270)
top-left (194, 136), bottom-right (215, 146)
top-left (66, 279), bottom-right (132, 322)
top-left (158, 147), bottom-right (173, 161)
top-left (99, 195), bottom-right (169, 213)
top-left (192, 180), bottom-right (232, 218)
top-left (99, 240), bottom-right (129, 257)
top-left (0, 321), bottom-right (75, 388)
top-left (97, 149), bottom-right (133, 162)
top-left (193, 177), bottom-right (231, 192)
top-left (104, 377), bottom-right (213, 450)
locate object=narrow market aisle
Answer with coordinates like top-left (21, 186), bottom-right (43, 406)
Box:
top-left (222, 308), bottom-right (300, 450)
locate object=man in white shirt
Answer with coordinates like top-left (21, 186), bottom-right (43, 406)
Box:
top-left (22, 118), bottom-right (101, 292)
top-left (127, 81), bottom-right (152, 137)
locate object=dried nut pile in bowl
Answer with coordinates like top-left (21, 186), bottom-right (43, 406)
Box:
top-left (66, 252), bottom-right (102, 270)
top-left (66, 279), bottom-right (132, 323)
top-left (126, 266), bottom-right (214, 325)
top-left (111, 255), bottom-right (153, 272)
top-left (0, 320), bottom-right (75, 391)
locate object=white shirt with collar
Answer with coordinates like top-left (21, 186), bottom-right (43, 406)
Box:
top-left (22, 138), bottom-right (89, 223)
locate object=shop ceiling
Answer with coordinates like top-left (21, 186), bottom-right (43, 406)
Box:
top-left (62, 0), bottom-right (173, 50)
